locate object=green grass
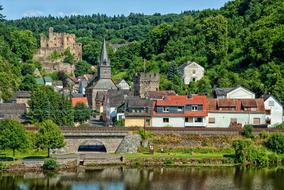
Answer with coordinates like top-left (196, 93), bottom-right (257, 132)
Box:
top-left (0, 149), bottom-right (47, 159)
top-left (123, 152), bottom-right (226, 159)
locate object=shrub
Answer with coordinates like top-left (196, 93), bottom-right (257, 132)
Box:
top-left (164, 159), bottom-right (173, 166)
top-left (233, 139), bottom-right (252, 164)
top-left (43, 159), bottom-right (58, 170)
top-left (265, 133), bottom-right (284, 154)
top-left (243, 124), bottom-right (253, 138)
top-left (233, 140), bottom-right (268, 167)
top-left (138, 129), bottom-right (154, 140)
top-left (259, 131), bottom-right (269, 139)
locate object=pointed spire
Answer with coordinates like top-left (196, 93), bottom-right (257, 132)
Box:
top-left (100, 39), bottom-right (109, 66)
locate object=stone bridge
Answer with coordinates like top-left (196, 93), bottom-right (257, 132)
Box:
top-left (61, 128), bottom-right (141, 154)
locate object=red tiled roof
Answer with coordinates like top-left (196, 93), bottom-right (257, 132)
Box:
top-left (207, 98), bottom-right (265, 113)
top-left (71, 97), bottom-right (88, 107)
top-left (153, 95), bottom-right (207, 117)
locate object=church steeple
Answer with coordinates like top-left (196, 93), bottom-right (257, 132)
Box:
top-left (98, 39), bottom-right (111, 79)
top-left (100, 39), bottom-right (110, 66)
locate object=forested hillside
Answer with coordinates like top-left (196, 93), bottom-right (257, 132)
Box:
top-left (2, 0), bottom-right (284, 103)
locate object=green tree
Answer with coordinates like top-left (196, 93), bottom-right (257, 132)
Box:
top-left (75, 60), bottom-right (93, 77)
top-left (19, 74), bottom-right (37, 91)
top-left (64, 48), bottom-right (75, 64)
top-left (35, 120), bottom-right (65, 157)
top-left (265, 133), bottom-right (284, 154)
top-left (74, 103), bottom-right (91, 124)
top-left (0, 120), bottom-right (28, 159)
top-left (28, 86), bottom-right (74, 126)
top-left (50, 51), bottom-right (61, 62)
top-left (10, 30), bottom-right (36, 62)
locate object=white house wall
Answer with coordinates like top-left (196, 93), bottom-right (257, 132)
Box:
top-left (207, 112), bottom-right (266, 128)
top-left (183, 64), bottom-right (204, 85)
top-left (227, 87), bottom-right (255, 99)
top-left (264, 96), bottom-right (283, 127)
top-left (152, 117), bottom-right (185, 127)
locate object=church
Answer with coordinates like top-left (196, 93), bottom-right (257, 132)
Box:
top-left (86, 40), bottom-right (117, 111)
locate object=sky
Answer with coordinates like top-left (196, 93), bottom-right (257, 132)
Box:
top-left (1, 0), bottom-right (229, 20)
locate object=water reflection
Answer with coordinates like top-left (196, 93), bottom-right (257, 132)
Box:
top-left (0, 167), bottom-right (284, 190)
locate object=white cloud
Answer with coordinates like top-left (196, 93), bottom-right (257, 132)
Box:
top-left (23, 10), bottom-right (44, 17)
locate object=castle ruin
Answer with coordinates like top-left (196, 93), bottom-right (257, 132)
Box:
top-left (33, 27), bottom-right (82, 75)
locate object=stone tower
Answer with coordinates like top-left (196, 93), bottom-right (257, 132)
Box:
top-left (98, 39), bottom-right (111, 79)
top-left (134, 72), bottom-right (160, 98)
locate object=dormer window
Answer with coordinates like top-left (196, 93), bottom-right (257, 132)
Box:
top-left (163, 107), bottom-right (169, 112)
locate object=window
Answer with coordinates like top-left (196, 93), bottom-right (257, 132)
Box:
top-left (192, 106), bottom-right (198, 111)
top-left (177, 106), bottom-right (183, 112)
top-left (269, 101), bottom-right (274, 106)
top-left (265, 109), bottom-right (271, 114)
top-left (163, 118), bottom-right (169, 123)
top-left (195, 117), bottom-right (203, 123)
top-left (192, 78), bottom-right (196, 82)
top-left (209, 117), bottom-right (215, 124)
top-left (163, 107), bottom-right (169, 112)
top-left (185, 117), bottom-right (193, 123)
top-left (253, 118), bottom-right (260, 125)
top-left (192, 70), bottom-right (196, 74)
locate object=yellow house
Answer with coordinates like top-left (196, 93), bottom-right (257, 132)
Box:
top-left (124, 97), bottom-right (152, 127)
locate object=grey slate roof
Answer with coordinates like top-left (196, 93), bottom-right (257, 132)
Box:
top-left (108, 89), bottom-right (131, 107)
top-left (100, 39), bottom-right (110, 66)
top-left (93, 79), bottom-right (117, 90)
top-left (214, 88), bottom-right (234, 97)
top-left (126, 96), bottom-right (152, 108)
top-left (0, 103), bottom-right (26, 115)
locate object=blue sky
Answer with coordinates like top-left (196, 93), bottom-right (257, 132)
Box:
top-left (1, 0), bottom-right (229, 20)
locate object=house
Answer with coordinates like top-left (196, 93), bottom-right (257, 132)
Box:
top-left (116, 79), bottom-right (130, 90)
top-left (35, 77), bottom-right (45, 85)
top-left (213, 86), bottom-right (255, 99)
top-left (104, 89), bottom-right (130, 125)
top-left (15, 91), bottom-right (31, 110)
top-left (152, 95), bottom-right (207, 127)
top-left (43, 76), bottom-right (53, 86)
top-left (263, 94), bottom-right (283, 127)
top-left (124, 96), bottom-right (152, 127)
top-left (145, 91), bottom-right (176, 100)
top-left (70, 96), bottom-right (88, 107)
top-left (86, 40), bottom-right (117, 110)
top-left (0, 103), bottom-right (27, 121)
top-left (178, 61), bottom-right (204, 84)
top-left (207, 98), bottom-right (266, 128)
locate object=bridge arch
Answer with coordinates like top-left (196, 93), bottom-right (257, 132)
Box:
top-left (78, 140), bottom-right (107, 153)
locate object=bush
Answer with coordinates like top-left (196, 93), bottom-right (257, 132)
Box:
top-left (233, 140), bottom-right (268, 167)
top-left (259, 131), bottom-right (269, 139)
top-left (138, 129), bottom-right (154, 140)
top-left (243, 124), bottom-right (253, 138)
top-left (265, 133), bottom-right (284, 154)
top-left (43, 159), bottom-right (58, 170)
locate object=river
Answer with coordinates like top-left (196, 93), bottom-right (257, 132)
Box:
top-left (0, 167), bottom-right (284, 190)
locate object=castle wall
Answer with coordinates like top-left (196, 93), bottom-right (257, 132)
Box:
top-left (134, 73), bottom-right (160, 98)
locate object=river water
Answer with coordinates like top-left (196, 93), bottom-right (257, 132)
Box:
top-left (1, 167), bottom-right (284, 190)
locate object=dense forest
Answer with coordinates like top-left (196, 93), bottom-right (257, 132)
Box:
top-left (1, 0), bottom-right (284, 103)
